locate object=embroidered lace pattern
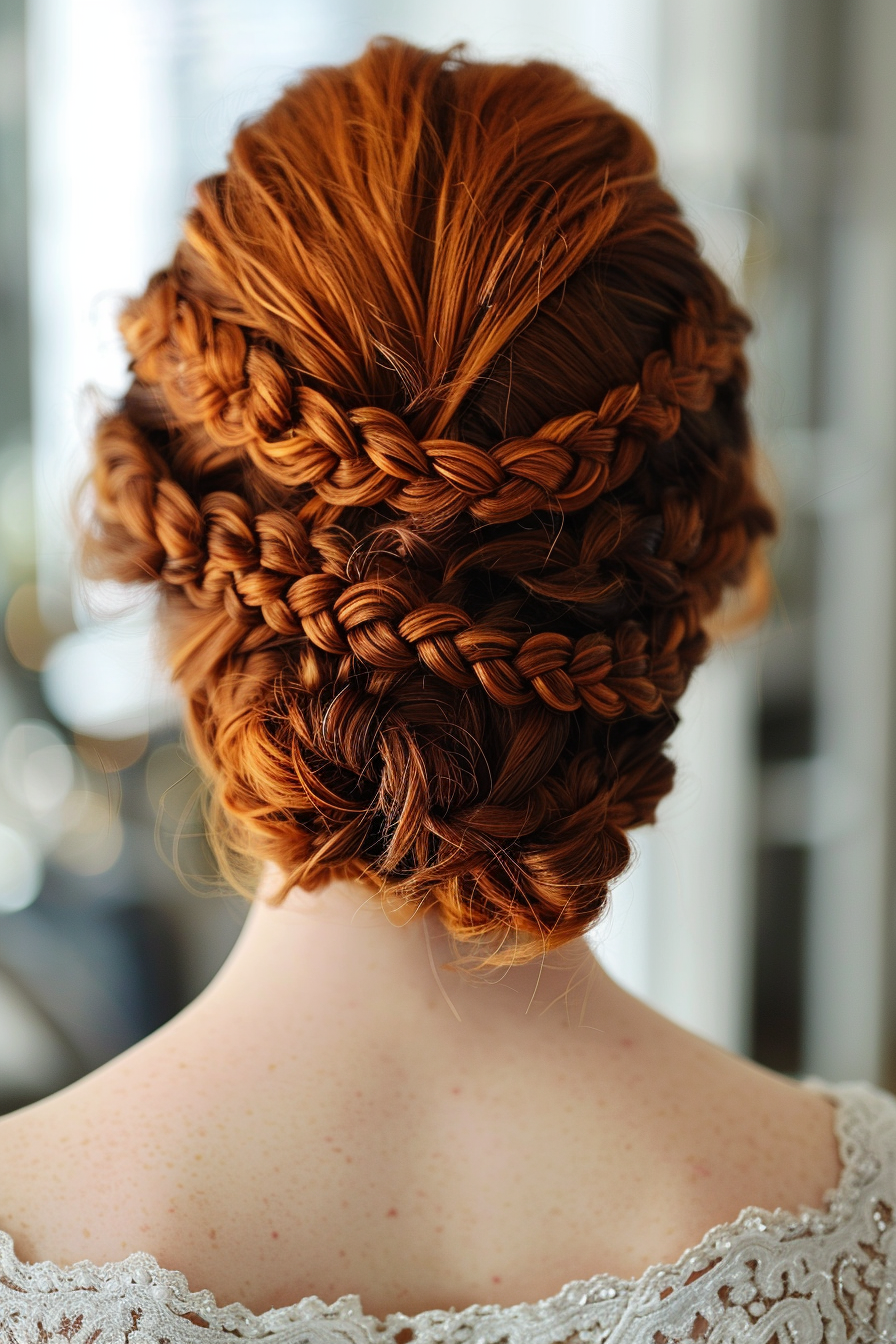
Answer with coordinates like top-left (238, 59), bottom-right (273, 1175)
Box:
top-left (1, 1081), bottom-right (894, 1344)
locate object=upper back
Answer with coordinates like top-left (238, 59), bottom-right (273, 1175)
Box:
top-left (0, 985), bottom-right (849, 1325)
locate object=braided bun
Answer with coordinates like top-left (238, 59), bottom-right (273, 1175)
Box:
top-left (84, 39), bottom-right (775, 964)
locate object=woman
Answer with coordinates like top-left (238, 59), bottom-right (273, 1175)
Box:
top-left (0, 37), bottom-right (890, 1343)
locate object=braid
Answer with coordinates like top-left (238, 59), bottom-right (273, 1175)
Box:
top-left (83, 40), bottom-right (775, 966)
top-left (123, 283), bottom-right (740, 525)
top-left (92, 397), bottom-right (750, 718)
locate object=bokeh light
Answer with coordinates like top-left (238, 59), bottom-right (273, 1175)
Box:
top-left (4, 582), bottom-right (53, 670)
top-left (0, 823), bottom-right (42, 912)
top-left (51, 789), bottom-right (124, 876)
top-left (73, 731), bottom-right (148, 773)
top-left (1, 719), bottom-right (74, 817)
top-left (41, 619), bottom-right (180, 739)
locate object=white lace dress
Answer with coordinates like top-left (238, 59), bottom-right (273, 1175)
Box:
top-left (0, 1081), bottom-right (894, 1344)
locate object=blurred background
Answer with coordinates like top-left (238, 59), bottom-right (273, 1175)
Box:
top-left (0, 0), bottom-right (893, 1108)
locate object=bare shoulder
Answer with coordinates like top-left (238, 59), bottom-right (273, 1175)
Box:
top-left (633, 1002), bottom-right (845, 1218)
top-left (0, 1032), bottom-right (196, 1270)
top-left (0, 1083), bottom-right (100, 1265)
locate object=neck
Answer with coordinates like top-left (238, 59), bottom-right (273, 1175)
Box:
top-left (194, 869), bottom-right (626, 1053)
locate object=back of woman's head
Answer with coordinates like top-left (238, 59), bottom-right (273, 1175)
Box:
top-left (84, 38), bottom-right (774, 965)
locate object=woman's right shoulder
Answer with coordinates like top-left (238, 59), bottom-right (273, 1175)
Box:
top-left (0, 1032), bottom-right (201, 1271)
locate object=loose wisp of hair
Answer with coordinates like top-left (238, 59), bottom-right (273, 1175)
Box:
top-left (82, 38), bottom-right (775, 966)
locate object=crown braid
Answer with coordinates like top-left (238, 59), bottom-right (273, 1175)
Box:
top-left (122, 282), bottom-right (739, 524)
top-left (84, 39), bottom-right (775, 965)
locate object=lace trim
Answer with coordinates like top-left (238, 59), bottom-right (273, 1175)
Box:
top-left (0, 1079), bottom-right (888, 1341)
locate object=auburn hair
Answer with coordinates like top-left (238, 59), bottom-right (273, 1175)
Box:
top-left (83, 38), bottom-right (775, 965)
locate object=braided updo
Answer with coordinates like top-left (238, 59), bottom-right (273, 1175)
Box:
top-left (84, 39), bottom-right (775, 964)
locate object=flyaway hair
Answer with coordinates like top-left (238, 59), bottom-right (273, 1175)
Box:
top-left (83, 38), bottom-right (775, 965)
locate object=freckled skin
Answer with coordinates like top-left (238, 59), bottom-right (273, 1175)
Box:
top-left (0, 879), bottom-right (841, 1320)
